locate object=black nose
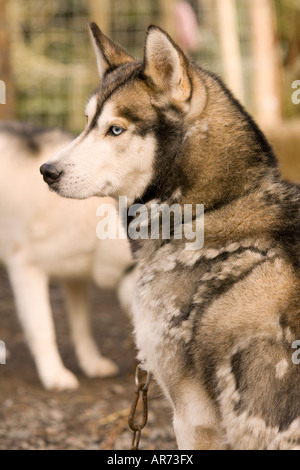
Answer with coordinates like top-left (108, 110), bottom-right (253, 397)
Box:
top-left (40, 163), bottom-right (62, 184)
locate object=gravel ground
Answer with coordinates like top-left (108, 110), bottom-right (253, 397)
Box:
top-left (0, 266), bottom-right (177, 450)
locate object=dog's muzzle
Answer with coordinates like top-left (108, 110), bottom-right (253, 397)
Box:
top-left (40, 163), bottom-right (62, 186)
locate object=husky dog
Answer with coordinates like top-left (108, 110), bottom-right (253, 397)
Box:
top-left (0, 121), bottom-right (134, 390)
top-left (40, 23), bottom-right (300, 449)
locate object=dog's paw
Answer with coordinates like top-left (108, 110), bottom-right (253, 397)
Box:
top-left (81, 356), bottom-right (119, 378)
top-left (41, 368), bottom-right (79, 391)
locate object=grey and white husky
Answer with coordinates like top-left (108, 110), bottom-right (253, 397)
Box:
top-left (41, 23), bottom-right (300, 449)
top-left (0, 121), bottom-right (134, 390)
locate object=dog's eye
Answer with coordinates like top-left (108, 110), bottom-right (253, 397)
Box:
top-left (109, 125), bottom-right (124, 136)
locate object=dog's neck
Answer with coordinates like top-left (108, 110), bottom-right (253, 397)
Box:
top-left (125, 174), bottom-right (299, 263)
top-left (121, 65), bottom-right (299, 262)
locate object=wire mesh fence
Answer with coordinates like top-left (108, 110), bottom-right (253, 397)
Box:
top-left (7, 0), bottom-right (96, 132)
top-left (1, 0), bottom-right (300, 132)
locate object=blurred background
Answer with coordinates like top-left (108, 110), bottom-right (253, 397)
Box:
top-left (0, 0), bottom-right (300, 451)
top-left (0, 0), bottom-right (300, 177)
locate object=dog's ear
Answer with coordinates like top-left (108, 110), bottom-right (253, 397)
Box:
top-left (144, 26), bottom-right (192, 108)
top-left (89, 22), bottom-right (134, 79)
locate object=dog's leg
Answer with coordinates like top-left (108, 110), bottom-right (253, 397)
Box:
top-left (173, 415), bottom-right (226, 450)
top-left (7, 258), bottom-right (79, 390)
top-left (63, 280), bottom-right (119, 378)
top-left (172, 382), bottom-right (226, 450)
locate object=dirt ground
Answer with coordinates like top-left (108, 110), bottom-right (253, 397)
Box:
top-left (0, 266), bottom-right (177, 450)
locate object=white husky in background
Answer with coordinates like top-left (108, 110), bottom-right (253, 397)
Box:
top-left (0, 121), bottom-right (134, 390)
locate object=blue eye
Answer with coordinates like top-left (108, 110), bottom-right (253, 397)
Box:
top-left (110, 125), bottom-right (124, 136)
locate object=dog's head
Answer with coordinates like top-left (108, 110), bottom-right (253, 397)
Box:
top-left (40, 23), bottom-right (206, 205)
top-left (41, 23), bottom-right (277, 208)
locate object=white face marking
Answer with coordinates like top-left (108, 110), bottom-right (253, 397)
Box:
top-left (45, 96), bottom-right (156, 205)
top-left (84, 94), bottom-right (97, 125)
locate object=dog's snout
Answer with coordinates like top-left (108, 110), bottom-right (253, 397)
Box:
top-left (40, 163), bottom-right (62, 185)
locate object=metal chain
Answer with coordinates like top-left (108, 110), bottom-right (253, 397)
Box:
top-left (128, 362), bottom-right (152, 450)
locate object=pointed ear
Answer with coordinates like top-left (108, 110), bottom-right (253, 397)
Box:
top-left (144, 26), bottom-right (192, 108)
top-left (89, 22), bottom-right (134, 79)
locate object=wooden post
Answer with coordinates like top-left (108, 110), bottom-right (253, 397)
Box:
top-left (216, 0), bottom-right (244, 103)
top-left (250, 0), bottom-right (281, 125)
top-left (0, 0), bottom-right (16, 119)
top-left (87, 0), bottom-right (110, 35)
top-left (159, 0), bottom-right (177, 38)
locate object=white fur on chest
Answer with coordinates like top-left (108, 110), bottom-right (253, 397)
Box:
top-left (132, 292), bottom-right (167, 372)
top-left (131, 262), bottom-right (186, 398)
top-left (132, 292), bottom-right (176, 405)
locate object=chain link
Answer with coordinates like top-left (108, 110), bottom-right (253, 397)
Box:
top-left (128, 363), bottom-right (152, 450)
